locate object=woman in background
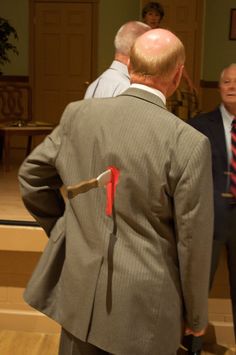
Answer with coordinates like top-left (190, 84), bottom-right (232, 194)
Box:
top-left (142, 1), bottom-right (197, 95)
top-left (142, 1), bottom-right (199, 119)
top-left (142, 1), bottom-right (164, 29)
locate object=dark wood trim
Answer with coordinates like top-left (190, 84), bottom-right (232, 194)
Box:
top-left (0, 219), bottom-right (39, 226)
top-left (200, 80), bottom-right (218, 88)
top-left (91, 1), bottom-right (99, 79)
top-left (34, 0), bottom-right (99, 2)
top-left (0, 76), bottom-right (29, 83)
top-left (229, 8), bottom-right (236, 40)
top-left (193, 0), bottom-right (204, 91)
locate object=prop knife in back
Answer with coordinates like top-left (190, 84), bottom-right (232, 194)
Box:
top-left (67, 167), bottom-right (120, 314)
top-left (66, 166), bottom-right (120, 233)
top-left (67, 169), bottom-right (112, 199)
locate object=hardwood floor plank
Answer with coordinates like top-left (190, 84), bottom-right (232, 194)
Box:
top-left (0, 153), bottom-right (34, 222)
top-left (0, 330), bottom-right (60, 355)
top-left (0, 330), bottom-right (235, 355)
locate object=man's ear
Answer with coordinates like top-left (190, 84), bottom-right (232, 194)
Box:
top-left (127, 58), bottom-right (131, 75)
top-left (166, 64), bottom-right (184, 98)
top-left (174, 64), bottom-right (184, 88)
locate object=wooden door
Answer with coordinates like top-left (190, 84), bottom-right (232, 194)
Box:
top-left (30, 0), bottom-right (98, 124)
top-left (141, 0), bottom-right (204, 89)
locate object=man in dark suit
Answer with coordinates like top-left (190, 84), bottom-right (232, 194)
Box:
top-left (189, 63), bottom-right (236, 342)
top-left (18, 29), bottom-right (213, 355)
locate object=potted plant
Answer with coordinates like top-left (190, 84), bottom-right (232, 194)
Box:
top-left (0, 17), bottom-right (18, 75)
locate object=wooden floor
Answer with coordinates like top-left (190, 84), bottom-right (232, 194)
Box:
top-left (0, 330), bottom-right (60, 355)
top-left (0, 150), bottom-right (34, 221)
top-left (179, 343), bottom-right (236, 354)
top-left (0, 149), bottom-right (67, 222)
top-left (0, 330), bottom-right (235, 355)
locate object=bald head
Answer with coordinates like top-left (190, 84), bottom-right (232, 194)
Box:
top-left (129, 29), bottom-right (185, 96)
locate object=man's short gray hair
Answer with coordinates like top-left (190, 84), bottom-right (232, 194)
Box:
top-left (114, 21), bottom-right (150, 57)
top-left (220, 63), bottom-right (236, 81)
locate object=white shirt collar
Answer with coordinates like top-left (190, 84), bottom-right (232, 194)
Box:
top-left (220, 103), bottom-right (235, 122)
top-left (130, 83), bottom-right (166, 105)
top-left (220, 103), bottom-right (235, 164)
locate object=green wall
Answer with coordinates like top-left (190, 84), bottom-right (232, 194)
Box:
top-left (0, 0), bottom-right (140, 77)
top-left (203, 0), bottom-right (236, 81)
top-left (0, 0), bottom-right (28, 75)
top-left (98, 0), bottom-right (140, 74)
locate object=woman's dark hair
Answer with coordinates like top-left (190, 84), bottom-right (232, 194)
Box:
top-left (142, 2), bottom-right (165, 20)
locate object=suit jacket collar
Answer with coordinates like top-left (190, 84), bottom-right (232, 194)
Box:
top-left (207, 107), bottom-right (225, 135)
top-left (208, 107), bottom-right (222, 122)
top-left (120, 87), bottom-right (167, 112)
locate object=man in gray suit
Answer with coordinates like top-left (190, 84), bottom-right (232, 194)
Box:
top-left (84, 21), bottom-right (150, 99)
top-left (18, 28), bottom-right (213, 355)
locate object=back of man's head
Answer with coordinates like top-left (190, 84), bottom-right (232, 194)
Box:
top-left (129, 28), bottom-right (185, 80)
top-left (114, 21), bottom-right (150, 57)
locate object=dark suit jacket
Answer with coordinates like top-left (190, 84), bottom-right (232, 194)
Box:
top-left (18, 88), bottom-right (213, 355)
top-left (189, 107), bottom-right (230, 240)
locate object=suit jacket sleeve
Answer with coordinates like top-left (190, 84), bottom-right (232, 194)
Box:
top-left (18, 104), bottom-right (72, 236)
top-left (174, 135), bottom-right (214, 331)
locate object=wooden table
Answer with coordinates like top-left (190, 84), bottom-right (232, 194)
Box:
top-left (0, 124), bottom-right (54, 171)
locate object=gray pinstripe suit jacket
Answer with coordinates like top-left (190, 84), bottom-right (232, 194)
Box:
top-left (18, 88), bottom-right (214, 355)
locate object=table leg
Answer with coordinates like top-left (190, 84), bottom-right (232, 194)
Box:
top-left (0, 136), bottom-right (3, 161)
top-left (4, 132), bottom-right (10, 171)
top-left (26, 135), bottom-right (32, 156)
